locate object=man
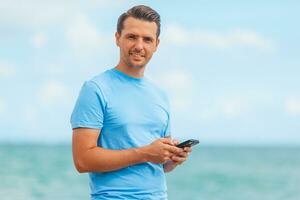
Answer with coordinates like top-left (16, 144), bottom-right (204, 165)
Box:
top-left (71, 5), bottom-right (192, 200)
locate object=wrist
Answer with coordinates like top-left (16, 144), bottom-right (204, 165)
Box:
top-left (134, 146), bottom-right (151, 163)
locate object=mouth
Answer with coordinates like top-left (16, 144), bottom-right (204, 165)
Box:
top-left (129, 52), bottom-right (145, 59)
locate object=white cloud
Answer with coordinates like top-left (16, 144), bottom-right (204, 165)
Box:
top-left (150, 69), bottom-right (194, 112)
top-left (65, 14), bottom-right (110, 54)
top-left (198, 92), bottom-right (273, 121)
top-left (199, 96), bottom-right (247, 120)
top-left (0, 0), bottom-right (124, 30)
top-left (151, 70), bottom-right (270, 120)
top-left (219, 96), bottom-right (247, 118)
top-left (87, 0), bottom-right (127, 7)
top-left (285, 97), bottom-right (300, 115)
top-left (43, 63), bottom-right (66, 75)
top-left (0, 61), bottom-right (15, 77)
top-left (163, 25), bottom-right (275, 51)
top-left (229, 29), bottom-right (273, 50)
top-left (37, 81), bottom-right (71, 107)
top-left (161, 70), bottom-right (191, 91)
top-left (32, 32), bottom-right (48, 48)
top-left (0, 1), bottom-right (73, 29)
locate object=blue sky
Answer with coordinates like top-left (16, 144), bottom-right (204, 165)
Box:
top-left (0, 1), bottom-right (300, 145)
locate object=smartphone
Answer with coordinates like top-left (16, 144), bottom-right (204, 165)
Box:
top-left (176, 139), bottom-right (199, 148)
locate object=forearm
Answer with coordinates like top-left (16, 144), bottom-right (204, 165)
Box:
top-left (75, 146), bottom-right (149, 173)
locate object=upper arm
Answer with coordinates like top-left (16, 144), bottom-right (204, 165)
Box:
top-left (72, 128), bottom-right (101, 170)
top-left (70, 81), bottom-right (106, 172)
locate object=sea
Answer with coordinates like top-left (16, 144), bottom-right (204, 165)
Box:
top-left (0, 144), bottom-right (299, 200)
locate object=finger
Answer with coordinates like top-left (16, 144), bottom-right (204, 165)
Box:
top-left (178, 152), bottom-right (188, 157)
top-left (164, 156), bottom-right (171, 161)
top-left (184, 147), bottom-right (192, 153)
top-left (163, 151), bottom-right (173, 157)
top-left (172, 139), bottom-right (179, 145)
top-left (160, 138), bottom-right (174, 145)
top-left (165, 145), bottom-right (183, 154)
top-left (171, 156), bottom-right (186, 163)
top-left (174, 151), bottom-right (188, 158)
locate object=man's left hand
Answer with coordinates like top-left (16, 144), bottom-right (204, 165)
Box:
top-left (163, 140), bottom-right (192, 172)
top-left (171, 139), bottom-right (192, 165)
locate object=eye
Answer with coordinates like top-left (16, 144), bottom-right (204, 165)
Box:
top-left (144, 37), bottom-right (153, 43)
top-left (127, 34), bottom-right (136, 40)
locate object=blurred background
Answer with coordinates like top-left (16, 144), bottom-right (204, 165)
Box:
top-left (1, 0), bottom-right (299, 199)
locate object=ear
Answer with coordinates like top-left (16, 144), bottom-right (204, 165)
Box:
top-left (154, 38), bottom-right (160, 52)
top-left (115, 32), bottom-right (121, 47)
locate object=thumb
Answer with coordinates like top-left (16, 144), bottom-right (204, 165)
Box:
top-left (172, 139), bottom-right (180, 145)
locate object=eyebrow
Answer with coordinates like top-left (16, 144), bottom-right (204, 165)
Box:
top-left (125, 33), bottom-right (155, 40)
top-left (143, 36), bottom-right (154, 41)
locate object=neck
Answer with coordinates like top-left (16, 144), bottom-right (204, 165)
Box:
top-left (115, 64), bottom-right (145, 78)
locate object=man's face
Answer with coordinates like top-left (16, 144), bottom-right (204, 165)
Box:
top-left (115, 17), bottom-right (160, 69)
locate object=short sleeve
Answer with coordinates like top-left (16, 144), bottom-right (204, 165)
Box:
top-left (164, 114), bottom-right (171, 137)
top-left (70, 81), bottom-right (106, 129)
top-left (163, 96), bottom-right (171, 137)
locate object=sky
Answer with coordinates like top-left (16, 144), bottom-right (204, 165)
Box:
top-left (0, 0), bottom-right (300, 145)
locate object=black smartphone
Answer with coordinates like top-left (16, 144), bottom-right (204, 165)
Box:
top-left (176, 139), bottom-right (199, 148)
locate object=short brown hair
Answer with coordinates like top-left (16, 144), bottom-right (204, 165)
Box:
top-left (117, 5), bottom-right (161, 38)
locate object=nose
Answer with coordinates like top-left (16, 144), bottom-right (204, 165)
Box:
top-left (133, 38), bottom-right (144, 51)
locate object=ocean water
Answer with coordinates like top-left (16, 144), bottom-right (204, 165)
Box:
top-left (0, 144), bottom-right (299, 200)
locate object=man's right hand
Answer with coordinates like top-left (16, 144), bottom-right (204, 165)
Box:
top-left (140, 138), bottom-right (183, 164)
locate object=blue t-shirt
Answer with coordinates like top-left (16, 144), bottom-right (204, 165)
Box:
top-left (70, 68), bottom-right (171, 200)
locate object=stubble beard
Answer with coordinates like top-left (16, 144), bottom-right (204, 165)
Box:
top-left (128, 63), bottom-right (146, 69)
top-left (127, 53), bottom-right (148, 69)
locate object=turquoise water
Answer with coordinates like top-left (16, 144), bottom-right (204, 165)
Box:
top-left (1, 144), bottom-right (299, 200)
